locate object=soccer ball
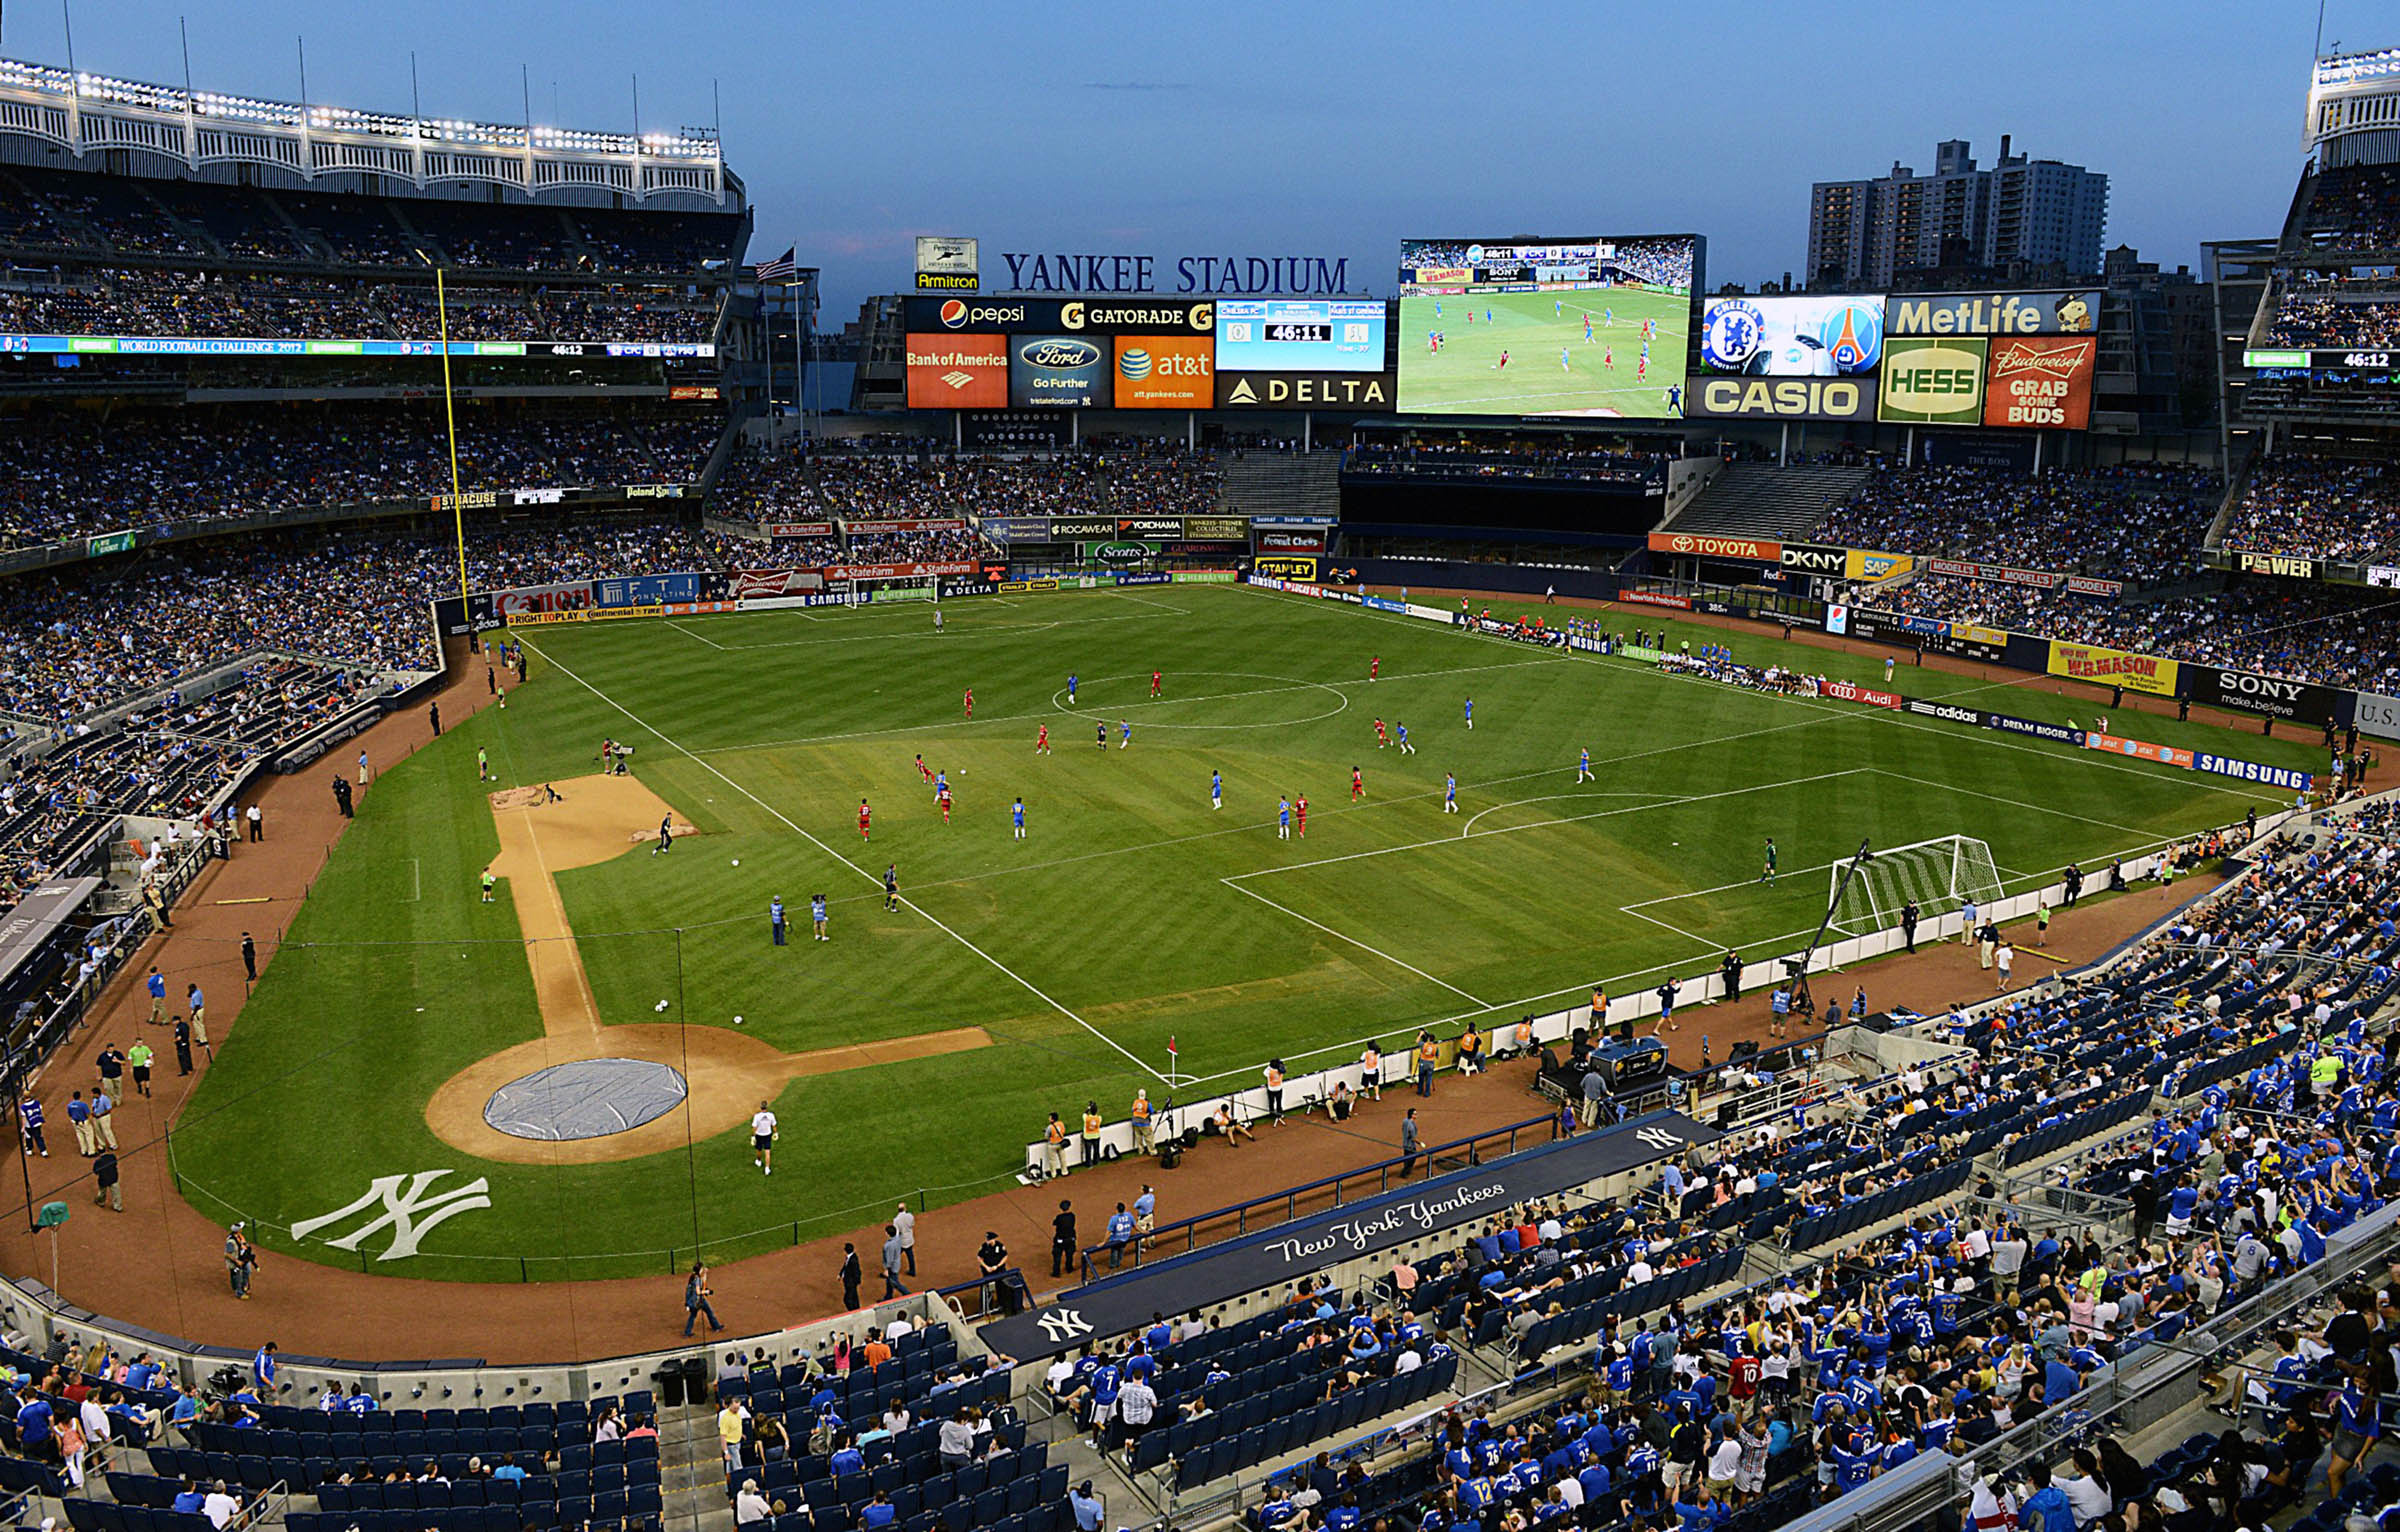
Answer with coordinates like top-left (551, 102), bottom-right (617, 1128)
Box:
top-left (654, 999), bottom-right (670, 1012)
top-left (734, 1015), bottom-right (745, 1026)
top-left (731, 858), bottom-right (740, 866)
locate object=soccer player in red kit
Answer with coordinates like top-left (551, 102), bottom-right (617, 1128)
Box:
top-left (1150, 670), bottom-right (1162, 697)
top-left (915, 753), bottom-right (933, 784)
top-left (1369, 656), bottom-right (1380, 682)
top-left (1375, 718), bottom-right (1388, 749)
top-left (1035, 724), bottom-right (1050, 755)
top-left (1351, 767), bottom-right (1364, 801)
top-left (1295, 794), bottom-right (1309, 837)
top-left (962, 688), bottom-right (974, 720)
top-left (937, 785), bottom-right (951, 824)
top-left (858, 799), bottom-right (871, 840)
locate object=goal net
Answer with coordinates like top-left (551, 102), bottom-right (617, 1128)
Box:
top-left (1829, 835), bottom-right (2005, 939)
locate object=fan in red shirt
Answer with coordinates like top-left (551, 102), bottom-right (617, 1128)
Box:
top-left (1728, 1352), bottom-right (1762, 1402)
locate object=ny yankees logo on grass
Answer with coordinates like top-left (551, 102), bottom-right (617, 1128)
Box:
top-left (290, 1171), bottom-right (492, 1261)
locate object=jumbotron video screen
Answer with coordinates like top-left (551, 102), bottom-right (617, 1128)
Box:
top-left (1395, 235), bottom-right (1697, 418)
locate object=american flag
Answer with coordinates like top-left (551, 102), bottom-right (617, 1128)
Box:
top-left (752, 246), bottom-right (798, 283)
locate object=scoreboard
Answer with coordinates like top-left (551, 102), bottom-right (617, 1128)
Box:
top-left (1214, 299), bottom-right (1386, 371)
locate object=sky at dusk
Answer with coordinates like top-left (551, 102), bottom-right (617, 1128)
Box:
top-left (4, 0), bottom-right (2370, 316)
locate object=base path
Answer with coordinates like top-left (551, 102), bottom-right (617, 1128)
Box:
top-left (424, 774), bottom-right (990, 1165)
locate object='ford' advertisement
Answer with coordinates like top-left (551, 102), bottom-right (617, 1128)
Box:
top-left (1008, 335), bottom-right (1106, 408)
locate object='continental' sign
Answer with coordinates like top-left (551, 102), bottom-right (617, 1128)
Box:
top-left (2047, 640), bottom-right (2178, 697)
top-left (1647, 532), bottom-right (1781, 562)
top-left (1879, 337), bottom-right (1988, 424)
top-left (1689, 376), bottom-right (1878, 421)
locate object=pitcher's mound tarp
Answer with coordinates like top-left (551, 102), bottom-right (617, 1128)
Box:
top-left (483, 1058), bottom-right (690, 1141)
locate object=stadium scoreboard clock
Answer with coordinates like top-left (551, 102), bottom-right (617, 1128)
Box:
top-left (1263, 321), bottom-right (1333, 343)
top-left (1214, 299), bottom-right (1386, 372)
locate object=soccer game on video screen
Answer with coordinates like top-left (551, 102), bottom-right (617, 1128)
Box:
top-left (1395, 235), bottom-right (1697, 418)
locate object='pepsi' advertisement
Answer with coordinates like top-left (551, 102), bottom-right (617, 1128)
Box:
top-left (1008, 334), bottom-right (1107, 408)
top-left (1700, 295), bottom-right (1887, 376)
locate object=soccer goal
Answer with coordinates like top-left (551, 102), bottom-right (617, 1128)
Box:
top-left (1829, 835), bottom-right (2005, 939)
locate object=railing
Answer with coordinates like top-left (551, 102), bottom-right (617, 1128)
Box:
top-left (1076, 1112), bottom-right (1563, 1283)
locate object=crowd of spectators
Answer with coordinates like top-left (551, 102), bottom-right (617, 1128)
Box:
top-left (2221, 455), bottom-right (2400, 565)
top-left (0, 270), bottom-right (719, 345)
top-left (1873, 577), bottom-right (2400, 690)
top-left (2297, 164), bottom-right (2400, 251)
top-left (712, 444), bottom-right (1225, 527)
top-left (0, 163), bottom-right (744, 275)
top-left (1242, 796), bottom-right (2400, 1531)
top-left (1816, 466), bottom-right (2220, 588)
top-left (0, 407), bottom-right (720, 552)
top-left (0, 518), bottom-right (715, 724)
top-left (2264, 293), bottom-right (2400, 350)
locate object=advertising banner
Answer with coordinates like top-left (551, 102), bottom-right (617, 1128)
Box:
top-left (2048, 640), bottom-right (2178, 697)
top-left (1112, 335), bottom-right (1215, 408)
top-left (1082, 541), bottom-right (1161, 566)
top-left (839, 518), bottom-right (968, 535)
top-left (1007, 334), bottom-right (1108, 408)
top-left (1116, 516), bottom-right (1187, 538)
top-left (980, 517), bottom-right (1054, 542)
top-left (1182, 516), bottom-right (1251, 541)
top-left (2236, 552), bottom-right (2325, 580)
top-left (1699, 294), bottom-right (1886, 375)
top-left (2181, 665), bottom-right (2345, 726)
top-left (1621, 590), bottom-right (1692, 611)
top-left (507, 604), bottom-right (663, 627)
top-left (2064, 575), bottom-right (2124, 597)
top-left (763, 521), bottom-right (836, 540)
top-left (1824, 603), bottom-right (1850, 635)
top-left (2191, 753), bottom-right (2315, 792)
top-left (1983, 336), bottom-right (2097, 429)
top-left (906, 297), bottom-right (1220, 336)
top-left (1781, 542), bottom-right (1848, 575)
top-left (1846, 549), bottom-right (1913, 582)
top-left (1048, 517), bottom-right (1119, 540)
top-left (904, 333), bottom-right (1009, 408)
top-left (494, 581), bottom-right (594, 619)
top-left (1888, 291), bottom-right (2101, 336)
top-left (1928, 557), bottom-right (2062, 589)
top-left (961, 410), bottom-right (1068, 449)
top-left (1688, 375), bottom-right (1879, 421)
top-left (1879, 337), bottom-right (1988, 424)
top-left (1214, 298), bottom-right (1387, 372)
top-left (1253, 555), bottom-right (1320, 581)
top-left (733, 570), bottom-right (828, 599)
top-left (594, 574), bottom-right (702, 609)
top-left (2083, 731), bottom-right (2195, 768)
top-left (1903, 697), bottom-right (1990, 727)
top-left (1215, 371), bottom-right (1397, 409)
top-left (1114, 571), bottom-right (1172, 587)
top-left (1257, 530), bottom-right (1328, 553)
top-left (823, 561), bottom-right (978, 582)
top-left (2369, 565), bottom-right (2400, 589)
top-left (982, 1112), bottom-right (1721, 1361)
top-left (1647, 532), bottom-right (1782, 562)
top-left (1816, 678), bottom-right (1902, 710)
top-left (1983, 711), bottom-right (2085, 746)
top-left (915, 235), bottom-right (979, 293)
top-left (937, 578), bottom-right (1000, 598)
top-left (2354, 690), bottom-right (2400, 742)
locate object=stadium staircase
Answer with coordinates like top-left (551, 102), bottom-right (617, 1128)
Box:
top-left (654, 1399), bottom-right (738, 1532)
top-left (1217, 452), bottom-right (1341, 521)
top-left (1657, 461), bottom-right (1869, 541)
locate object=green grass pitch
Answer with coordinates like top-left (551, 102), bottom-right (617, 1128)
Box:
top-left (1395, 288), bottom-right (1689, 417)
top-left (165, 583), bottom-right (2318, 1277)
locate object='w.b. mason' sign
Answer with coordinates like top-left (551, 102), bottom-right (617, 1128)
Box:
top-left (980, 1111), bottom-right (1721, 1360)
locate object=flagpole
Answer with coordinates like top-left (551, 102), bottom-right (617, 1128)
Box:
top-left (436, 266), bottom-right (468, 609)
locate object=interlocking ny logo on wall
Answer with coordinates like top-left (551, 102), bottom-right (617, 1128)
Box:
top-left (289, 1171), bottom-right (492, 1261)
top-left (1036, 1309), bottom-right (1095, 1344)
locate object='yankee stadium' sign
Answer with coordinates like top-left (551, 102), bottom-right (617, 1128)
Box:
top-left (996, 252), bottom-right (1353, 294)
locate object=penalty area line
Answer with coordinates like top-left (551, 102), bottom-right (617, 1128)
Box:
top-left (518, 636), bottom-right (1170, 1085)
top-left (1219, 877), bottom-right (1491, 1009)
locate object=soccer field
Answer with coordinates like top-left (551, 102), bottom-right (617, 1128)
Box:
top-left (167, 584), bottom-right (2318, 1277)
top-left (1396, 288), bottom-right (1689, 417)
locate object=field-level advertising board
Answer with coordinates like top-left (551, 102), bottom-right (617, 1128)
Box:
top-left (1830, 835), bottom-right (2004, 938)
top-left (1394, 234), bottom-right (1698, 419)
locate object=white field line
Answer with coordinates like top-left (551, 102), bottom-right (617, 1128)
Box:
top-left (692, 655), bottom-right (1562, 756)
top-left (1237, 582), bottom-right (2293, 806)
top-left (1219, 878), bottom-right (1490, 1008)
top-left (664, 620), bottom-right (725, 650)
top-left (519, 636), bottom-right (1169, 1084)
